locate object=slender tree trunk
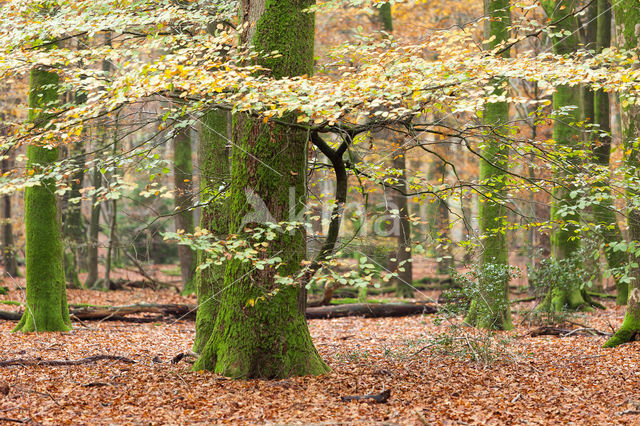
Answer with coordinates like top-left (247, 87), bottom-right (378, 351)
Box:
top-left (193, 0), bottom-right (329, 378)
top-left (538, 0), bottom-right (588, 312)
top-left (104, 115), bottom-right (119, 288)
top-left (173, 126), bottom-right (196, 294)
top-left (392, 153), bottom-right (414, 296)
top-left (62, 142), bottom-right (86, 289)
top-left (591, 0), bottom-right (628, 304)
top-left (14, 67), bottom-right (71, 332)
top-left (377, 2), bottom-right (413, 297)
top-left (466, 0), bottom-right (513, 329)
top-left (604, 0), bottom-right (640, 347)
top-left (0, 155), bottom-right (18, 278)
top-left (85, 166), bottom-right (101, 287)
top-left (192, 109), bottom-right (231, 354)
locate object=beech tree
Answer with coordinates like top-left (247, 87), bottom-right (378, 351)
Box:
top-left (192, 0), bottom-right (329, 378)
top-left (192, 108), bottom-right (230, 354)
top-left (465, 0), bottom-right (512, 329)
top-left (14, 66), bottom-right (71, 332)
top-left (537, 0), bottom-right (589, 312)
top-left (591, 0), bottom-right (628, 305)
top-left (377, 2), bottom-right (413, 297)
top-left (173, 125), bottom-right (196, 294)
top-left (604, 0), bottom-right (640, 347)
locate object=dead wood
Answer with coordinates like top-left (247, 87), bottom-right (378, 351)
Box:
top-left (528, 326), bottom-right (612, 337)
top-left (0, 301), bottom-right (437, 323)
top-left (306, 302), bottom-right (437, 319)
top-left (0, 354), bottom-right (136, 367)
top-left (340, 389), bottom-right (391, 403)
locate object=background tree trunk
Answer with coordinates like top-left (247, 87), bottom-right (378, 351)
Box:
top-left (0, 154), bottom-right (18, 278)
top-left (591, 0), bottom-right (628, 305)
top-left (85, 166), bottom-right (101, 288)
top-left (538, 0), bottom-right (588, 312)
top-left (173, 126), bottom-right (196, 294)
top-left (378, 2), bottom-right (413, 297)
top-left (466, 0), bottom-right (513, 329)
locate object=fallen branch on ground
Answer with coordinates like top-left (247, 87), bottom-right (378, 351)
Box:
top-left (305, 302), bottom-right (437, 319)
top-left (340, 389), bottom-right (391, 403)
top-left (0, 301), bottom-right (438, 323)
top-left (528, 326), bottom-right (612, 337)
top-left (0, 354), bottom-right (136, 367)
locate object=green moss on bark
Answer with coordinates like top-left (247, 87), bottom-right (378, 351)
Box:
top-left (194, 0), bottom-right (328, 377)
top-left (605, 0), bottom-right (640, 346)
top-left (14, 68), bottom-right (71, 333)
top-left (193, 109), bottom-right (230, 354)
top-left (467, 0), bottom-right (512, 330)
top-left (537, 0), bottom-right (590, 312)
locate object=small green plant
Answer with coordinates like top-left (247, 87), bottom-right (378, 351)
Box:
top-left (426, 325), bottom-right (515, 365)
top-left (335, 349), bottom-right (370, 363)
top-left (528, 252), bottom-right (593, 298)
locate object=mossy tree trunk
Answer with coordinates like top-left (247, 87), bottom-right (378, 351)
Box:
top-left (591, 0), bottom-right (628, 305)
top-left (192, 108), bottom-right (231, 354)
top-left (14, 68), bottom-right (71, 333)
top-left (193, 0), bottom-right (329, 378)
top-left (604, 0), bottom-right (640, 347)
top-left (538, 0), bottom-right (588, 312)
top-left (173, 126), bottom-right (196, 295)
top-left (377, 3), bottom-right (413, 297)
top-left (466, 0), bottom-right (513, 330)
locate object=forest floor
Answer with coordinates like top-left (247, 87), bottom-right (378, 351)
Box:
top-left (1, 270), bottom-right (639, 424)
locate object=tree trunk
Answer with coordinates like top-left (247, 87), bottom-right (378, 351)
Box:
top-left (591, 0), bottom-right (628, 304)
top-left (193, 0), bottom-right (329, 378)
top-left (192, 108), bottom-right (231, 354)
top-left (392, 152), bottom-right (414, 297)
top-left (14, 67), bottom-right (71, 333)
top-left (85, 166), bottom-right (101, 288)
top-left (61, 141), bottom-right (86, 289)
top-left (377, 2), bottom-right (413, 297)
top-left (538, 0), bottom-right (588, 312)
top-left (466, 0), bottom-right (512, 330)
top-left (603, 0), bottom-right (640, 347)
top-left (173, 126), bottom-right (196, 294)
top-left (0, 156), bottom-right (18, 278)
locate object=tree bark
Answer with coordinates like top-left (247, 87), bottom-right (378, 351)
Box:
top-left (377, 3), bottom-right (413, 297)
top-left (538, 0), bottom-right (589, 312)
top-left (604, 0), bottom-right (640, 347)
top-left (192, 108), bottom-right (231, 353)
top-left (591, 0), bottom-right (628, 305)
top-left (14, 67), bottom-right (71, 333)
top-left (173, 126), bottom-right (196, 294)
top-left (466, 0), bottom-right (513, 329)
top-left (61, 142), bottom-right (86, 289)
top-left (85, 166), bottom-right (101, 288)
top-left (0, 156), bottom-right (18, 278)
top-left (192, 0), bottom-right (329, 378)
